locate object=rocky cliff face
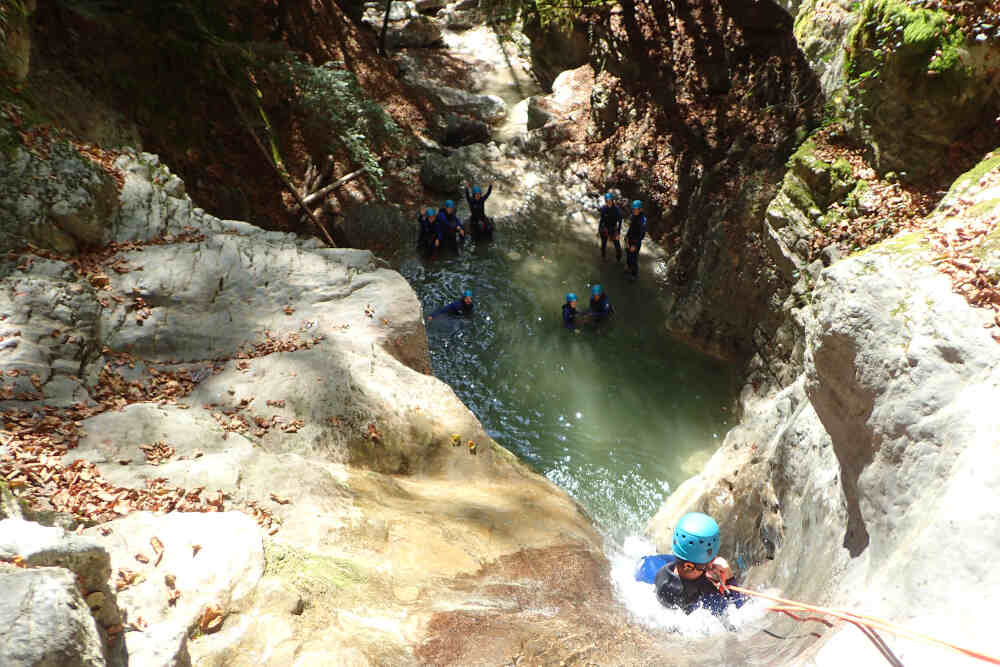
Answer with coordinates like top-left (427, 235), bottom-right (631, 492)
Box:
top-left (649, 149), bottom-right (1000, 665)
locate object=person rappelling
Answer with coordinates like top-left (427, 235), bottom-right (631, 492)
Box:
top-left (635, 512), bottom-right (747, 616)
top-left (427, 289), bottom-right (474, 321)
top-left (435, 200), bottom-right (466, 253)
top-left (625, 199), bottom-right (647, 280)
top-left (464, 181), bottom-right (494, 241)
top-left (598, 192), bottom-right (623, 262)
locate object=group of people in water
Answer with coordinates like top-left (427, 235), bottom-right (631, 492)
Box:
top-left (418, 184), bottom-right (743, 617)
top-left (420, 187), bottom-right (651, 331)
top-left (417, 181), bottom-right (495, 257)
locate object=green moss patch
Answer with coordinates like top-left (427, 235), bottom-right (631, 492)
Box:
top-left (944, 150), bottom-right (1000, 202)
top-left (846, 0), bottom-right (968, 81)
top-left (263, 541), bottom-right (367, 599)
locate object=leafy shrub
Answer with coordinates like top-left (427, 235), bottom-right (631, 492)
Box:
top-left (270, 57), bottom-right (399, 199)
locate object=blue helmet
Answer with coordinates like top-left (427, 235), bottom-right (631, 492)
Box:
top-left (566, 292), bottom-right (577, 301)
top-left (472, 185), bottom-right (482, 194)
top-left (425, 207), bottom-right (436, 216)
top-left (444, 200), bottom-right (455, 208)
top-left (631, 199), bottom-right (642, 210)
top-left (591, 284), bottom-right (602, 296)
top-left (463, 289), bottom-right (473, 298)
top-left (604, 192), bottom-right (613, 201)
top-left (672, 512), bottom-right (720, 564)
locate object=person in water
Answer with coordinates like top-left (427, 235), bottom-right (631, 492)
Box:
top-left (598, 192), bottom-right (623, 262)
top-left (562, 292), bottom-right (579, 330)
top-left (635, 512), bottom-right (745, 617)
top-left (625, 199), bottom-right (647, 280)
top-left (435, 200), bottom-right (466, 252)
top-left (589, 284), bottom-right (612, 321)
top-left (464, 181), bottom-right (494, 239)
top-left (427, 289), bottom-right (474, 321)
top-left (417, 207), bottom-right (439, 257)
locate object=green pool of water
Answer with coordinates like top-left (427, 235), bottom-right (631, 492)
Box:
top-left (397, 212), bottom-right (737, 541)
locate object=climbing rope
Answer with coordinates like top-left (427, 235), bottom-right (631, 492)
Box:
top-left (728, 585), bottom-right (1000, 666)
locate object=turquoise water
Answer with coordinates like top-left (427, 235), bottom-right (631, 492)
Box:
top-left (397, 212), bottom-right (737, 541)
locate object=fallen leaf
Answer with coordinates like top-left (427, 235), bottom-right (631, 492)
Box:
top-left (199, 604), bottom-right (225, 634)
top-left (269, 493), bottom-right (290, 505)
top-left (135, 553), bottom-right (149, 564)
top-left (192, 544), bottom-right (202, 557)
top-left (168, 589), bottom-right (181, 605)
top-left (150, 537), bottom-right (164, 566)
top-left (164, 573), bottom-right (176, 589)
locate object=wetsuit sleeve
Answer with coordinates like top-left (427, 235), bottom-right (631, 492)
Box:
top-left (562, 305), bottom-right (574, 328)
top-left (654, 565), bottom-right (687, 609)
top-left (464, 187), bottom-right (473, 205)
top-left (484, 184), bottom-right (492, 200)
top-left (430, 300), bottom-right (461, 317)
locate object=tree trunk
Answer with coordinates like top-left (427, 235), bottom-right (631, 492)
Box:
top-left (378, 0), bottom-right (392, 56)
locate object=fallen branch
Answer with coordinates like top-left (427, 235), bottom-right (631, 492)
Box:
top-left (300, 168), bottom-right (365, 208)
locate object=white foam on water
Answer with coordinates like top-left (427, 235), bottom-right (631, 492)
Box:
top-left (609, 535), bottom-right (770, 636)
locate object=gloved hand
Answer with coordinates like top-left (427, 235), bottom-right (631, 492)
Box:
top-left (705, 557), bottom-right (732, 592)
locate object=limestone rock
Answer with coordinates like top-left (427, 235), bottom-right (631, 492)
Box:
top-left (522, 15), bottom-right (591, 91)
top-left (402, 70), bottom-right (505, 124)
top-left (652, 162), bottom-right (1000, 663)
top-left (842, 2), bottom-right (1000, 179)
top-left (0, 142), bottom-right (119, 254)
top-left (0, 567), bottom-right (107, 667)
top-left (390, 16), bottom-right (443, 48)
top-left (792, 0), bottom-right (859, 97)
top-left (0, 520), bottom-right (117, 613)
top-left (87, 512), bottom-right (264, 667)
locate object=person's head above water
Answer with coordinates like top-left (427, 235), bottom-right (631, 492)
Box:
top-left (462, 289), bottom-right (473, 304)
top-left (631, 199), bottom-right (643, 211)
top-left (604, 192), bottom-right (613, 202)
top-left (672, 512), bottom-right (720, 566)
top-left (591, 284), bottom-right (603, 297)
top-left (425, 207), bottom-right (436, 217)
top-left (444, 200), bottom-right (455, 211)
top-left (566, 292), bottom-right (577, 304)
top-left (471, 185), bottom-right (482, 198)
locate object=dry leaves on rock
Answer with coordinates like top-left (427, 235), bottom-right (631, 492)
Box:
top-left (199, 604), bottom-right (225, 634)
top-left (139, 441), bottom-right (175, 465)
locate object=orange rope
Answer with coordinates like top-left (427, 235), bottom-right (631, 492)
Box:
top-left (730, 586), bottom-right (1000, 665)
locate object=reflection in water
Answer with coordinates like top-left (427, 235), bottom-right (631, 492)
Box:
top-left (398, 212), bottom-right (736, 543)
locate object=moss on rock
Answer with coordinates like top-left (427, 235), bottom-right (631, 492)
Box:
top-left (263, 542), bottom-right (367, 600)
top-left (842, 0), bottom-right (999, 179)
top-left (943, 149), bottom-right (1000, 203)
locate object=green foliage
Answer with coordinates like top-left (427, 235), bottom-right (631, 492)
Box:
top-left (846, 0), bottom-right (968, 83)
top-left (481, 0), bottom-right (613, 29)
top-left (271, 57), bottom-right (399, 199)
top-left (0, 0), bottom-right (25, 49)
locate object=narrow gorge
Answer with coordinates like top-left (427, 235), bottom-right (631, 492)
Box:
top-left (1, 1), bottom-right (999, 666)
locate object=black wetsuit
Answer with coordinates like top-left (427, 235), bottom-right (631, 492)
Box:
top-left (654, 565), bottom-right (745, 616)
top-left (430, 299), bottom-right (474, 318)
top-left (625, 212), bottom-right (647, 278)
top-left (465, 186), bottom-right (494, 238)
top-left (435, 210), bottom-right (465, 252)
top-left (598, 204), bottom-right (622, 261)
top-left (589, 293), bottom-right (612, 321)
top-left (562, 302), bottom-right (578, 329)
top-left (417, 214), bottom-right (437, 256)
